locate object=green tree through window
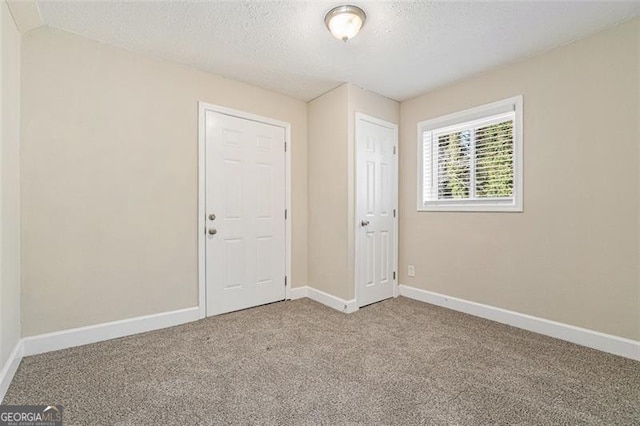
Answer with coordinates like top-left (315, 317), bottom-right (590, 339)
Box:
top-left (436, 121), bottom-right (513, 200)
top-left (475, 121), bottom-right (513, 198)
top-left (438, 131), bottom-right (470, 199)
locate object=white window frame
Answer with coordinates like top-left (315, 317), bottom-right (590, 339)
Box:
top-left (417, 96), bottom-right (523, 212)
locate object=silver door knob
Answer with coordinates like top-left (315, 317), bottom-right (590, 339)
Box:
top-left (361, 220), bottom-right (370, 227)
top-left (208, 213), bottom-right (216, 221)
top-left (208, 228), bottom-right (217, 235)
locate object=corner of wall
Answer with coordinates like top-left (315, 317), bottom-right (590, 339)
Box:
top-left (0, 0), bottom-right (23, 384)
top-left (5, 0), bottom-right (43, 35)
top-left (306, 84), bottom-right (351, 301)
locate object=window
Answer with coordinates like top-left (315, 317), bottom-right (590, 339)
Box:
top-left (418, 96), bottom-right (523, 212)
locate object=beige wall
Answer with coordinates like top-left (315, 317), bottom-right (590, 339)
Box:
top-left (21, 27), bottom-right (308, 336)
top-left (307, 84), bottom-right (350, 300)
top-left (1, 0), bottom-right (22, 367)
top-left (307, 83), bottom-right (399, 301)
top-left (399, 19), bottom-right (640, 340)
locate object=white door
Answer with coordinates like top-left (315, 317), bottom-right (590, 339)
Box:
top-left (356, 113), bottom-right (398, 308)
top-left (205, 110), bottom-right (286, 316)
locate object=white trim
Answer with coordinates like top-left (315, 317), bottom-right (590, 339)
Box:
top-left (0, 341), bottom-right (23, 403)
top-left (354, 113), bottom-right (399, 307)
top-left (21, 307), bottom-right (200, 357)
top-left (392, 123), bottom-right (399, 299)
top-left (296, 286), bottom-right (358, 314)
top-left (416, 95), bottom-right (523, 213)
top-left (399, 284), bottom-right (640, 361)
top-left (198, 104), bottom-right (206, 319)
top-left (288, 286), bottom-right (308, 300)
top-left (197, 102), bottom-right (292, 318)
top-left (285, 125), bottom-right (292, 300)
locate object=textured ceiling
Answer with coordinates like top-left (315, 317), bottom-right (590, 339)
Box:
top-left (36, 1), bottom-right (640, 102)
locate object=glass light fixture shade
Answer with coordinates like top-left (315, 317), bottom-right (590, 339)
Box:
top-left (324, 5), bottom-right (366, 42)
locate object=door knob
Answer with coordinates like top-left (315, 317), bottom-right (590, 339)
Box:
top-left (208, 228), bottom-right (217, 235)
top-left (361, 220), bottom-right (370, 227)
top-left (208, 213), bottom-right (216, 221)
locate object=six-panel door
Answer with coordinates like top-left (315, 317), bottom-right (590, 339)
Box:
top-left (205, 111), bottom-right (286, 316)
top-left (356, 115), bottom-right (398, 307)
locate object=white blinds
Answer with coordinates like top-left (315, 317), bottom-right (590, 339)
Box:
top-left (423, 112), bottom-right (515, 205)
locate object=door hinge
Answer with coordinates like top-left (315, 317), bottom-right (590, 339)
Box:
top-left (285, 276), bottom-right (288, 287)
top-left (393, 146), bottom-right (397, 155)
top-left (284, 141), bottom-right (287, 152)
top-left (393, 209), bottom-right (396, 218)
top-left (393, 271), bottom-right (396, 280)
top-left (285, 209), bottom-right (288, 220)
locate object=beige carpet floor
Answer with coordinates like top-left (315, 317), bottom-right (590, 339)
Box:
top-left (3, 297), bottom-right (639, 425)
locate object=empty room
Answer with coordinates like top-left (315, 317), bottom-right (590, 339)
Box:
top-left (1, 0), bottom-right (639, 424)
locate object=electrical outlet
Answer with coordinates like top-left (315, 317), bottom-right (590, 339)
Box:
top-left (408, 265), bottom-right (415, 277)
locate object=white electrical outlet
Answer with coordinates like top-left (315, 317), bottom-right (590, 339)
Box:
top-left (408, 265), bottom-right (415, 277)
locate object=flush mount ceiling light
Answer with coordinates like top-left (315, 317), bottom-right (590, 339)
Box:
top-left (324, 5), bottom-right (366, 42)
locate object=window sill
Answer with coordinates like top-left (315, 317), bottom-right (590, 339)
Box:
top-left (418, 204), bottom-right (523, 213)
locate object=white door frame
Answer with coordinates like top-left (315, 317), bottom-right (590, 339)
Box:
top-left (197, 102), bottom-right (292, 319)
top-left (354, 112), bottom-right (399, 307)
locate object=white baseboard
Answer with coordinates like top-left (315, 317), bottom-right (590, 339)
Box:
top-left (289, 286), bottom-right (308, 300)
top-left (22, 307), bottom-right (200, 357)
top-left (290, 286), bottom-right (358, 313)
top-left (306, 286), bottom-right (358, 314)
top-left (399, 284), bottom-right (640, 361)
top-left (0, 341), bottom-right (23, 403)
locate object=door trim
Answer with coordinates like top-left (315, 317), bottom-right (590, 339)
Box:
top-left (354, 112), bottom-right (399, 308)
top-left (197, 102), bottom-right (292, 318)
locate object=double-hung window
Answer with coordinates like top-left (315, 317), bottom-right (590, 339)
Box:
top-left (418, 96), bottom-right (523, 212)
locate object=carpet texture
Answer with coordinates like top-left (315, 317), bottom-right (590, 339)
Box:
top-left (3, 297), bottom-right (639, 424)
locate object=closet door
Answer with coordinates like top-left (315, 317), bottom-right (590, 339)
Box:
top-left (355, 113), bottom-right (398, 307)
